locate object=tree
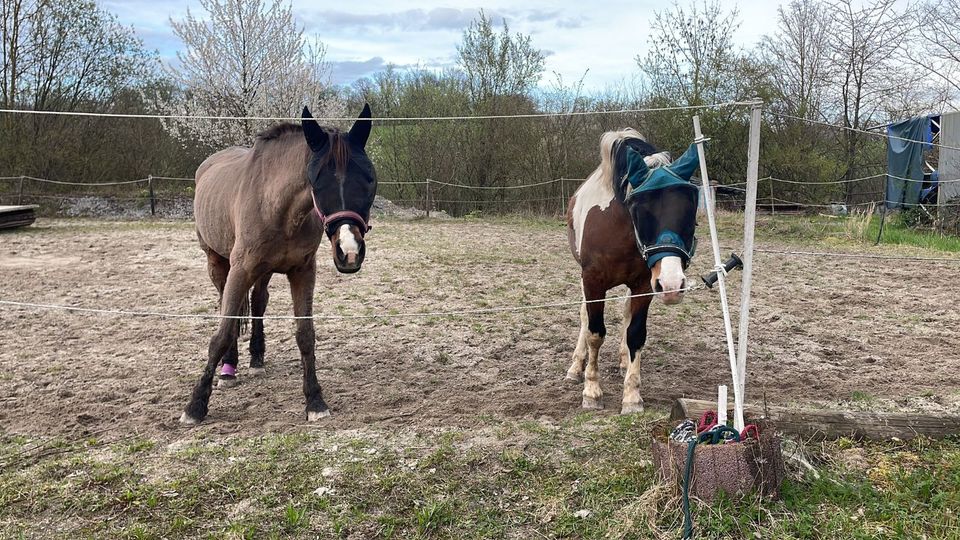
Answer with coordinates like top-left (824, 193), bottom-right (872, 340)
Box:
top-left (1, 0), bottom-right (156, 110)
top-left (0, 0), bottom-right (164, 183)
top-left (757, 1), bottom-right (843, 202)
top-left (910, 0), bottom-right (960, 108)
top-left (638, 0), bottom-right (743, 106)
top-left (635, 1), bottom-right (760, 188)
top-left (456, 10), bottom-right (545, 110)
top-left (826, 0), bottom-right (920, 203)
top-left (160, 0), bottom-right (340, 148)
top-left (451, 11), bottom-right (546, 195)
top-left (761, 0), bottom-right (835, 120)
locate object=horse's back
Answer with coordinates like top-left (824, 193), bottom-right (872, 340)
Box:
top-left (194, 146), bottom-right (251, 258)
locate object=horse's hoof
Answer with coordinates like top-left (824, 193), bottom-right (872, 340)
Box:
top-left (564, 372), bottom-right (583, 384)
top-left (179, 412), bottom-right (202, 425)
top-left (247, 367), bottom-right (266, 377)
top-left (217, 375), bottom-right (239, 389)
top-left (582, 396), bottom-right (603, 410)
top-left (307, 409), bottom-right (331, 422)
top-left (620, 402), bottom-right (644, 415)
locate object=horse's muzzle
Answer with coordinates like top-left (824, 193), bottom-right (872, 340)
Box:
top-left (655, 278), bottom-right (686, 305)
top-left (333, 240), bottom-right (365, 274)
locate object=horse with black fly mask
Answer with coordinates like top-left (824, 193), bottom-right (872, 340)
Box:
top-left (566, 129), bottom-right (701, 413)
top-left (181, 104), bottom-right (377, 425)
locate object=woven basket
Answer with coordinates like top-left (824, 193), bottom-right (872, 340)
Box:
top-left (650, 420), bottom-right (785, 503)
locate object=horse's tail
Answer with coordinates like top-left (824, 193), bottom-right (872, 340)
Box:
top-left (237, 293), bottom-right (250, 336)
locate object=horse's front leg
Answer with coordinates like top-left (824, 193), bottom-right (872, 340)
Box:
top-left (182, 265), bottom-right (255, 424)
top-left (621, 285), bottom-right (653, 415)
top-left (580, 279), bottom-right (607, 410)
top-left (564, 300), bottom-right (589, 382)
top-left (287, 259), bottom-right (330, 421)
top-left (618, 295), bottom-right (632, 376)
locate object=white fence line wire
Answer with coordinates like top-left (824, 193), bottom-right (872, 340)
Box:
top-left (759, 197), bottom-right (878, 208)
top-left (1, 175), bottom-right (570, 190)
top-left (429, 178), bottom-right (564, 190)
top-left (754, 248), bottom-right (960, 263)
top-left (758, 174), bottom-right (960, 186)
top-left (753, 196), bottom-right (960, 209)
top-left (0, 285), bottom-right (703, 321)
top-left (0, 101), bottom-right (758, 122)
top-left (416, 197), bottom-right (561, 204)
top-left (12, 175), bottom-right (152, 186)
top-left (767, 111), bottom-right (960, 152)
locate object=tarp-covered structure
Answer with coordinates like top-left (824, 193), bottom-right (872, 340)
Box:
top-left (885, 112), bottom-right (960, 209)
top-left (885, 116), bottom-right (936, 209)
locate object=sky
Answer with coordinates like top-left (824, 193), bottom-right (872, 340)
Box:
top-left (103, 0), bottom-right (785, 92)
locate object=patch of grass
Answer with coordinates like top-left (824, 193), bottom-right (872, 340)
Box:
top-left (282, 503), bottom-right (307, 532)
top-left (850, 390), bottom-right (875, 403)
top-left (3, 414), bottom-right (960, 539)
top-left (415, 499), bottom-right (455, 536)
top-left (745, 211), bottom-right (960, 254)
top-left (868, 219), bottom-right (960, 252)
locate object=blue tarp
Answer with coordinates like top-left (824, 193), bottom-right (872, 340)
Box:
top-left (886, 117), bottom-right (933, 209)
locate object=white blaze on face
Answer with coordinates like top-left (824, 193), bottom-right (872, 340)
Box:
top-left (338, 223), bottom-right (360, 264)
top-left (655, 256), bottom-right (686, 304)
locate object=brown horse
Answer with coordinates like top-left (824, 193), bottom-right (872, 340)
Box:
top-left (180, 105), bottom-right (377, 425)
top-left (565, 129), bottom-right (699, 414)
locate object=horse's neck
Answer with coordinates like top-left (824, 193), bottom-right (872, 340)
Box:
top-left (256, 140), bottom-right (314, 217)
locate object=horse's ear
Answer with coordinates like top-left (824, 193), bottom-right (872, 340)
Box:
top-left (302, 106), bottom-right (328, 154)
top-left (348, 103), bottom-right (372, 148)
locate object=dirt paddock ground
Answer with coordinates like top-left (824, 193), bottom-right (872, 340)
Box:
top-left (1, 216), bottom-right (959, 443)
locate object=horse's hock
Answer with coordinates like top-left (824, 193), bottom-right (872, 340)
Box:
top-left (650, 421), bottom-right (786, 503)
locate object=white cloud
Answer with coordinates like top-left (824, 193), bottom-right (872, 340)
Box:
top-left (112, 0), bottom-right (786, 91)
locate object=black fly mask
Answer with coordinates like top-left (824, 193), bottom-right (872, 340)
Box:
top-left (613, 140), bottom-right (701, 269)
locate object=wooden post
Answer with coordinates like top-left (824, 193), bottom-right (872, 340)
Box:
top-left (875, 201), bottom-right (887, 245)
top-left (769, 178), bottom-right (775, 216)
top-left (559, 178), bottom-right (566, 218)
top-left (737, 100), bottom-right (762, 405)
top-left (17, 175), bottom-right (25, 205)
top-left (672, 397), bottom-right (960, 441)
top-left (148, 175), bottom-right (156, 216)
top-left (425, 178), bottom-right (431, 218)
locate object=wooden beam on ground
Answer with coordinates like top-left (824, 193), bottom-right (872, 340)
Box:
top-left (0, 205), bottom-right (39, 230)
top-left (671, 398), bottom-right (960, 441)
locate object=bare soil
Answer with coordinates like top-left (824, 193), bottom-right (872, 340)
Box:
top-left (1, 217), bottom-right (958, 443)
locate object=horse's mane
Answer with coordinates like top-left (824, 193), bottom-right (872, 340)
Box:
top-left (257, 122), bottom-right (303, 142)
top-left (254, 122), bottom-right (351, 177)
top-left (598, 128), bottom-right (672, 202)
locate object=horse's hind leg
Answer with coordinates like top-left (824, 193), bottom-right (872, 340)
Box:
top-left (248, 273), bottom-right (272, 375)
top-left (621, 284), bottom-right (653, 415)
top-left (580, 279), bottom-right (607, 410)
top-left (205, 251), bottom-right (240, 388)
top-left (287, 259), bottom-right (330, 421)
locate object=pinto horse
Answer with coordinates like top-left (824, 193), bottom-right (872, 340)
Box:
top-left (566, 129), bottom-right (700, 414)
top-left (180, 105), bottom-right (377, 425)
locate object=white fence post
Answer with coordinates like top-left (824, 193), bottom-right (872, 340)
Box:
top-left (737, 100), bottom-right (763, 408)
top-left (693, 115), bottom-right (744, 432)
